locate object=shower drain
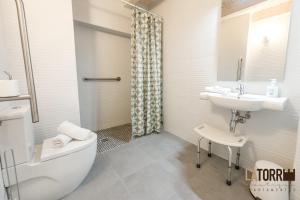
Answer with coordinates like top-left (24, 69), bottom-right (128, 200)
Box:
top-left (100, 138), bottom-right (109, 143)
top-left (96, 124), bottom-right (131, 153)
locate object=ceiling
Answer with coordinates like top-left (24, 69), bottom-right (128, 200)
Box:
top-left (127, 0), bottom-right (274, 15)
top-left (222, 0), bottom-right (265, 4)
top-left (127, 0), bottom-right (163, 10)
top-left (222, 0), bottom-right (267, 16)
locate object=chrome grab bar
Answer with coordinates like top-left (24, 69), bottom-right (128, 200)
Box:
top-left (14, 0), bottom-right (39, 123)
top-left (83, 77), bottom-right (121, 82)
top-left (0, 95), bottom-right (31, 102)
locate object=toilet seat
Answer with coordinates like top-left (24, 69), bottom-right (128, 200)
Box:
top-left (41, 133), bottom-right (97, 162)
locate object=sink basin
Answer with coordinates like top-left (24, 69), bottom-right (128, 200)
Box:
top-left (200, 92), bottom-right (287, 111)
top-left (209, 93), bottom-right (263, 111)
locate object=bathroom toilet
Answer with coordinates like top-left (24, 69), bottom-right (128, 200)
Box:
top-left (0, 105), bottom-right (97, 200)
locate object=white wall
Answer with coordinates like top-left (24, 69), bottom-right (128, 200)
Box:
top-left (0, 0), bottom-right (80, 143)
top-left (153, 0), bottom-right (300, 170)
top-left (74, 24), bottom-right (131, 131)
top-left (292, 121), bottom-right (300, 199)
top-left (0, 7), bottom-right (9, 111)
top-left (72, 0), bottom-right (131, 34)
top-left (152, 0), bottom-right (221, 156)
top-left (290, 0), bottom-right (300, 199)
top-left (0, 11), bottom-right (8, 78)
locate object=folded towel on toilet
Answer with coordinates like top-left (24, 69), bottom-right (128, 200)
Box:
top-left (57, 121), bottom-right (91, 141)
top-left (51, 134), bottom-right (72, 148)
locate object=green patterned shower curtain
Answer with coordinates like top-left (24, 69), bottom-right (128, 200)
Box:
top-left (131, 9), bottom-right (163, 137)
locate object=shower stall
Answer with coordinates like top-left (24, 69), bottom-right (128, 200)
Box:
top-left (72, 0), bottom-right (163, 152)
top-left (73, 20), bottom-right (132, 152)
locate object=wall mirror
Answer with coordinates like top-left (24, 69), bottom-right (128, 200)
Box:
top-left (218, 0), bottom-right (292, 81)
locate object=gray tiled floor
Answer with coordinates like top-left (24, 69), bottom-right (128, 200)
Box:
top-left (63, 132), bottom-right (253, 200)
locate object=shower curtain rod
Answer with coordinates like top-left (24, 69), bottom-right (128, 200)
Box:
top-left (121, 0), bottom-right (163, 20)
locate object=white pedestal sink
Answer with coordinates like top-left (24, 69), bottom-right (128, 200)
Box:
top-left (200, 92), bottom-right (288, 111)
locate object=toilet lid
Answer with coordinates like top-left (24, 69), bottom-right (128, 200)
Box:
top-left (41, 133), bottom-right (97, 162)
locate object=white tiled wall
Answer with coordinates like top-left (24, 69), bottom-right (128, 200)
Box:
top-left (292, 120), bottom-right (300, 199)
top-left (0, 11), bottom-right (7, 78)
top-left (0, 7), bottom-right (9, 111)
top-left (291, 0), bottom-right (300, 199)
top-left (0, 0), bottom-right (80, 143)
top-left (153, 0), bottom-right (300, 169)
top-left (153, 0), bottom-right (221, 158)
top-left (74, 24), bottom-right (131, 131)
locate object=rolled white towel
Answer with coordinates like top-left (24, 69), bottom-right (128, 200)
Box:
top-left (51, 134), bottom-right (72, 148)
top-left (57, 121), bottom-right (91, 141)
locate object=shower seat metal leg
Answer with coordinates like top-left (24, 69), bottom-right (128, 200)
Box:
top-left (235, 148), bottom-right (240, 170)
top-left (196, 137), bottom-right (203, 168)
top-left (208, 141), bottom-right (212, 157)
top-left (227, 146), bottom-right (233, 186)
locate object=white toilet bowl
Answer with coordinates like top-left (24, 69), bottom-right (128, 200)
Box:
top-left (0, 106), bottom-right (97, 200)
top-left (3, 134), bottom-right (97, 200)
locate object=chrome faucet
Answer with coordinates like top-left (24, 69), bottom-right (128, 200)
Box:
top-left (236, 81), bottom-right (245, 96)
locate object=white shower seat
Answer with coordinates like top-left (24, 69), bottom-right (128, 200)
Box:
top-left (194, 123), bottom-right (248, 185)
top-left (194, 124), bottom-right (248, 147)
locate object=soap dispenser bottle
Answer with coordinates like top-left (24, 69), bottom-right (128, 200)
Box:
top-left (266, 79), bottom-right (279, 97)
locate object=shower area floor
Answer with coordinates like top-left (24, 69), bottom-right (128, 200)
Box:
top-left (96, 124), bottom-right (132, 153)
